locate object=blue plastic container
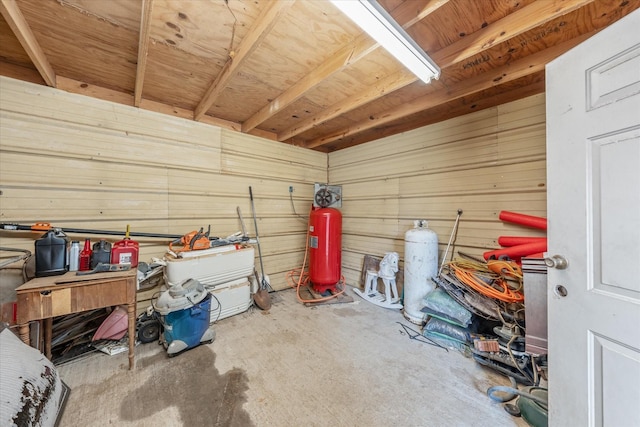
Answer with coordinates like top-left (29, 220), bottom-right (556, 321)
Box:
top-left (162, 293), bottom-right (212, 350)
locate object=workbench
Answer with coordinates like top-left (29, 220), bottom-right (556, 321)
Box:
top-left (16, 269), bottom-right (137, 370)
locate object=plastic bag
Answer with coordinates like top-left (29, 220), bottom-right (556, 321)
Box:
top-left (424, 318), bottom-right (470, 344)
top-left (421, 287), bottom-right (472, 327)
top-left (422, 318), bottom-right (472, 354)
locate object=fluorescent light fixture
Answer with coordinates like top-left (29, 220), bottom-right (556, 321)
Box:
top-left (329, 0), bottom-right (440, 83)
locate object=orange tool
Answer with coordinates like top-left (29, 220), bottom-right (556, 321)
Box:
top-left (169, 226), bottom-right (211, 253)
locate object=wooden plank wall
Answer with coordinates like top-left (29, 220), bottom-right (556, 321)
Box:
top-left (328, 94), bottom-right (548, 289)
top-left (0, 76), bottom-right (547, 311)
top-left (0, 76), bottom-right (325, 312)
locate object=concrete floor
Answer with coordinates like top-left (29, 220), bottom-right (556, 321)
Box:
top-left (56, 287), bottom-right (527, 426)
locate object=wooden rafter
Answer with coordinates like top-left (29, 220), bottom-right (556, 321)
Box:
top-left (282, 0), bottom-right (594, 143)
top-left (432, 0), bottom-right (594, 67)
top-left (0, 0), bottom-right (55, 87)
top-left (392, 0), bottom-right (450, 28)
top-left (241, 0), bottom-right (449, 133)
top-left (0, 0), bottom-right (627, 152)
top-left (331, 77), bottom-right (545, 151)
top-left (278, 69), bottom-right (417, 142)
top-left (134, 0), bottom-right (154, 107)
top-left (305, 32), bottom-right (594, 149)
top-left (194, 0), bottom-right (294, 121)
top-left (240, 32), bottom-right (375, 133)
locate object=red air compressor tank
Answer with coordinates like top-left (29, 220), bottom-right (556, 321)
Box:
top-left (308, 207), bottom-right (342, 293)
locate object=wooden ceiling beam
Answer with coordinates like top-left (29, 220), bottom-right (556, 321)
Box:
top-left (282, 0), bottom-right (593, 142)
top-left (392, 0), bottom-right (450, 28)
top-left (328, 74), bottom-right (546, 151)
top-left (278, 69), bottom-right (417, 142)
top-left (305, 32), bottom-right (593, 149)
top-left (194, 0), bottom-right (294, 121)
top-left (432, 0), bottom-right (594, 67)
top-left (240, 32), bottom-right (376, 133)
top-left (0, 0), bottom-right (56, 87)
top-left (134, 0), bottom-right (154, 107)
top-left (241, 0), bottom-right (449, 133)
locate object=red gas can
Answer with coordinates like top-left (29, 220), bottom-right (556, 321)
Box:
top-left (111, 226), bottom-right (139, 267)
top-left (308, 207), bottom-right (342, 293)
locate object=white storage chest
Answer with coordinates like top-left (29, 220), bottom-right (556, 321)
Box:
top-left (164, 245), bottom-right (255, 321)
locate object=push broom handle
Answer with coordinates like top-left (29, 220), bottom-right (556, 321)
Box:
top-left (249, 187), bottom-right (268, 288)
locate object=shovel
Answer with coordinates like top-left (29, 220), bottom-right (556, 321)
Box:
top-left (249, 186), bottom-right (272, 310)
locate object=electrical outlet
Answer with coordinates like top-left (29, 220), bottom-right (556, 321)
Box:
top-left (289, 186), bottom-right (294, 193)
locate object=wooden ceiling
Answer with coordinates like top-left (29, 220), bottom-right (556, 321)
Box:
top-left (0, 0), bottom-right (637, 152)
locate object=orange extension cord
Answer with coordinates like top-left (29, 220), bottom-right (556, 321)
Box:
top-left (286, 208), bottom-right (346, 304)
top-left (448, 262), bottom-right (524, 303)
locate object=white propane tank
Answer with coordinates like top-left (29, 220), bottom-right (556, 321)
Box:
top-left (403, 220), bottom-right (438, 324)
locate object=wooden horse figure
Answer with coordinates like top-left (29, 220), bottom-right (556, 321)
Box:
top-left (354, 252), bottom-right (402, 309)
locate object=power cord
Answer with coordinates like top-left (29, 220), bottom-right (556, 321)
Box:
top-left (289, 186), bottom-right (308, 222)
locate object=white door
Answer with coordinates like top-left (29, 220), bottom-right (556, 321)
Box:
top-left (546, 9), bottom-right (640, 427)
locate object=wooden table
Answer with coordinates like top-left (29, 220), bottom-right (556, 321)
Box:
top-left (16, 269), bottom-right (137, 369)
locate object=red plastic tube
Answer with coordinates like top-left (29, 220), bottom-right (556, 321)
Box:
top-left (498, 236), bottom-right (547, 247)
top-left (499, 211), bottom-right (547, 230)
top-left (483, 241), bottom-right (548, 260)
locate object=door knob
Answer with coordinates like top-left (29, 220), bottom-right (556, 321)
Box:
top-left (545, 255), bottom-right (568, 269)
